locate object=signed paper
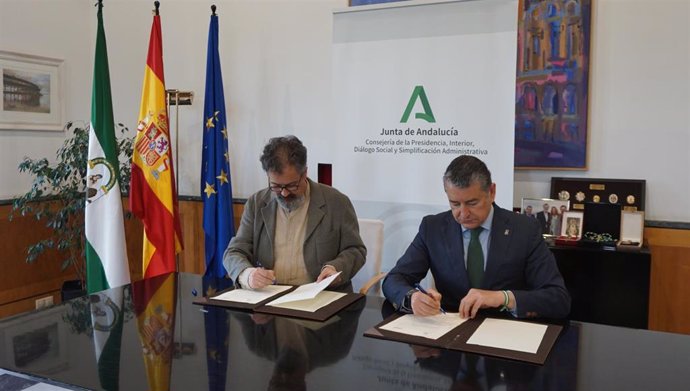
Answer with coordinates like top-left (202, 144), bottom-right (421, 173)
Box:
top-left (266, 290), bottom-right (346, 312)
top-left (211, 285), bottom-right (292, 304)
top-left (379, 313), bottom-right (467, 340)
top-left (267, 272), bottom-right (342, 305)
top-left (466, 318), bottom-right (547, 353)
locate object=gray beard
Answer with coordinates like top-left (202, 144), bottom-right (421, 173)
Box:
top-left (275, 193), bottom-right (305, 212)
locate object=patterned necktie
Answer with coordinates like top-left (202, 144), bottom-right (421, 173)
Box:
top-left (467, 227), bottom-right (484, 288)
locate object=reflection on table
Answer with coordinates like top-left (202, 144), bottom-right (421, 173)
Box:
top-left (0, 272), bottom-right (689, 391)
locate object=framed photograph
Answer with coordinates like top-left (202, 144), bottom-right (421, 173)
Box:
top-left (521, 197), bottom-right (570, 236)
top-left (0, 307), bottom-right (69, 374)
top-left (0, 50), bottom-right (64, 131)
top-left (561, 211), bottom-right (584, 239)
top-left (514, 0), bottom-right (592, 169)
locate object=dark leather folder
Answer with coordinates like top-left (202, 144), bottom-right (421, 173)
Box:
top-left (194, 287), bottom-right (364, 322)
top-left (364, 313), bottom-right (562, 365)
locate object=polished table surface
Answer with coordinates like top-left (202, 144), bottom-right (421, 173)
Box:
top-left (1, 272), bottom-right (689, 391)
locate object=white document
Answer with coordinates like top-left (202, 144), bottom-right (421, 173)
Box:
top-left (379, 313), bottom-right (467, 340)
top-left (466, 318), bottom-right (547, 354)
top-left (267, 272), bottom-right (341, 305)
top-left (211, 285), bottom-right (292, 304)
top-left (266, 290), bottom-right (346, 312)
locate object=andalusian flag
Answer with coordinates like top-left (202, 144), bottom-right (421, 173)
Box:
top-left (202, 8), bottom-right (235, 278)
top-left (130, 4), bottom-right (183, 279)
top-left (85, 0), bottom-right (130, 294)
top-left (90, 287), bottom-right (125, 391)
top-left (133, 273), bottom-right (176, 391)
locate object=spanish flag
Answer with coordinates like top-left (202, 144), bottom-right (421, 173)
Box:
top-left (130, 3), bottom-right (183, 279)
top-left (133, 272), bottom-right (177, 391)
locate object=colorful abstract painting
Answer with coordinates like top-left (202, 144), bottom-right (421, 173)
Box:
top-left (514, 0), bottom-right (592, 169)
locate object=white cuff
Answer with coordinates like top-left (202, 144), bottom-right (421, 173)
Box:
top-left (238, 267), bottom-right (254, 289)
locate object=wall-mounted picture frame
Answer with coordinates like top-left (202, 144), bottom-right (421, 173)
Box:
top-left (561, 211), bottom-right (584, 239)
top-left (521, 197), bottom-right (570, 236)
top-left (514, 0), bottom-right (592, 169)
top-left (0, 50), bottom-right (64, 131)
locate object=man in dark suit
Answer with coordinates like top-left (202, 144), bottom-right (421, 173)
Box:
top-left (536, 203), bottom-right (551, 235)
top-left (382, 155), bottom-right (570, 319)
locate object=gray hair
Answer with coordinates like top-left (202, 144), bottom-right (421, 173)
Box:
top-left (259, 135), bottom-right (307, 174)
top-left (443, 155), bottom-right (492, 191)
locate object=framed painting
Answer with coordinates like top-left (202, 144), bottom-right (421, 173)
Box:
top-left (514, 0), bottom-right (592, 169)
top-left (0, 51), bottom-right (64, 131)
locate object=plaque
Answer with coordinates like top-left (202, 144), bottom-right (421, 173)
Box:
top-left (550, 178), bottom-right (646, 212)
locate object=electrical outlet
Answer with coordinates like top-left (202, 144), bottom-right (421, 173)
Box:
top-left (35, 296), bottom-right (54, 309)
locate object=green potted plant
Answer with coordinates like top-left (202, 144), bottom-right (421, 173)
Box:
top-left (11, 121), bottom-right (133, 299)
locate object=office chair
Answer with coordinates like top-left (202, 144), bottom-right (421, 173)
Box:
top-left (352, 218), bottom-right (385, 295)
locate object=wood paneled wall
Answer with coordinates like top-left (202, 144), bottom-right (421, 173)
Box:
top-left (0, 199), bottom-right (241, 319)
top-left (2, 199), bottom-right (690, 334)
top-left (645, 227), bottom-right (690, 334)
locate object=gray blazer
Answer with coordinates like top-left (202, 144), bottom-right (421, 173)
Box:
top-left (223, 179), bottom-right (366, 291)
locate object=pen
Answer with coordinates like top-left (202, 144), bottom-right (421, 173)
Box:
top-left (414, 283), bottom-right (446, 314)
top-left (256, 261), bottom-right (277, 285)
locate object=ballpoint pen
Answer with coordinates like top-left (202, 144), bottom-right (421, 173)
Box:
top-left (414, 283), bottom-right (447, 314)
top-left (256, 261), bottom-right (277, 285)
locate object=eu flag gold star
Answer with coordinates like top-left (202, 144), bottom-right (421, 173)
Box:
top-left (206, 117), bottom-right (215, 129)
top-left (216, 169), bottom-right (228, 185)
top-left (204, 182), bottom-right (216, 198)
top-left (224, 151), bottom-right (230, 163)
top-left (221, 127), bottom-right (228, 139)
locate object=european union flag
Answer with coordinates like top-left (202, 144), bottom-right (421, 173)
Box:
top-left (202, 8), bottom-right (235, 279)
top-left (202, 274), bottom-right (232, 391)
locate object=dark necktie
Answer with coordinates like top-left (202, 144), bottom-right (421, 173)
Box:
top-left (467, 227), bottom-right (484, 288)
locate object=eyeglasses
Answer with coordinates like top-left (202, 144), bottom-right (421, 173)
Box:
top-left (268, 174), bottom-right (303, 193)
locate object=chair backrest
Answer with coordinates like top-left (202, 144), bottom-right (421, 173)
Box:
top-left (352, 218), bottom-right (384, 295)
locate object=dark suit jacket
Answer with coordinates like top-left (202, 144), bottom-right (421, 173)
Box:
top-left (223, 179), bottom-right (366, 291)
top-left (382, 205), bottom-right (570, 318)
top-left (417, 350), bottom-right (538, 391)
top-left (536, 211), bottom-right (550, 235)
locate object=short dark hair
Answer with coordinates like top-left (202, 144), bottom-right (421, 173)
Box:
top-left (259, 135), bottom-right (307, 175)
top-left (443, 155), bottom-right (492, 191)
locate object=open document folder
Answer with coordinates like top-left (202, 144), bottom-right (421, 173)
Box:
top-left (365, 314), bottom-right (563, 365)
top-left (266, 272), bottom-right (341, 306)
top-left (196, 271), bottom-right (364, 321)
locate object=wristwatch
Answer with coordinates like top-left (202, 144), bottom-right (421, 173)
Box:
top-left (401, 289), bottom-right (416, 312)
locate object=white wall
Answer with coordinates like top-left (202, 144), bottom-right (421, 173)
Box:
top-left (0, 0), bottom-right (93, 199)
top-left (1, 0), bottom-right (689, 222)
top-left (514, 0), bottom-right (690, 222)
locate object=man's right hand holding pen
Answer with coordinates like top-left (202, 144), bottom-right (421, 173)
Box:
top-left (247, 265), bottom-right (276, 289)
top-left (411, 283), bottom-right (445, 316)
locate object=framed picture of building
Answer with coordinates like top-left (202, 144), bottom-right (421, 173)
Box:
top-left (0, 51), bottom-right (64, 131)
top-left (514, 0), bottom-right (592, 169)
